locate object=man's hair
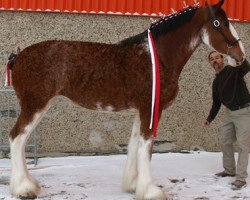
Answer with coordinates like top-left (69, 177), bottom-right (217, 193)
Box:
top-left (208, 51), bottom-right (223, 60)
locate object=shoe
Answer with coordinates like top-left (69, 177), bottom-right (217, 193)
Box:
top-left (215, 171), bottom-right (235, 177)
top-left (231, 180), bottom-right (246, 189)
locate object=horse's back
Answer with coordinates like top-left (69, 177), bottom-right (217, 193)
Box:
top-left (11, 40), bottom-right (114, 94)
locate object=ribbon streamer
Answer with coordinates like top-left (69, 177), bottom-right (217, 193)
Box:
top-left (4, 61), bottom-right (11, 87)
top-left (148, 29), bottom-right (160, 138)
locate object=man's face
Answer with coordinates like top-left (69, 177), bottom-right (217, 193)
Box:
top-left (209, 52), bottom-right (225, 74)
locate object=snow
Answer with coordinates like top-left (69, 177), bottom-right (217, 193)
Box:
top-left (0, 152), bottom-right (249, 200)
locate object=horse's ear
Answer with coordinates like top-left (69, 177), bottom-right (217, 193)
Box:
top-left (213, 0), bottom-right (224, 12)
top-left (217, 0), bottom-right (224, 7)
top-left (203, 0), bottom-right (224, 22)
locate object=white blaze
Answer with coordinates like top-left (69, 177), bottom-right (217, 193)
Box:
top-left (229, 23), bottom-right (245, 55)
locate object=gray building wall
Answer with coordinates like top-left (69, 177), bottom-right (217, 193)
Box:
top-left (0, 11), bottom-right (249, 155)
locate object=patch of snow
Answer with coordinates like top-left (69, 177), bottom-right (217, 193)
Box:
top-left (0, 152), bottom-right (249, 200)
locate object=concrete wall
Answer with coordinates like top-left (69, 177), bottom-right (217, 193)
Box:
top-left (0, 11), bottom-right (249, 155)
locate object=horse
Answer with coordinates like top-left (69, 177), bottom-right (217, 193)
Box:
top-left (8, 0), bottom-right (245, 199)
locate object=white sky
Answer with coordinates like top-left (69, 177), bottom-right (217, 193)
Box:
top-left (0, 152), bottom-right (250, 200)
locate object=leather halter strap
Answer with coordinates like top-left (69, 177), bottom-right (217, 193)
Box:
top-left (208, 5), bottom-right (240, 47)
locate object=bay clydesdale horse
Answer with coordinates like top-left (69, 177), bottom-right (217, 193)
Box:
top-left (8, 0), bottom-right (245, 199)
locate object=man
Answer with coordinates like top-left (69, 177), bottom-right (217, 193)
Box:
top-left (204, 51), bottom-right (250, 189)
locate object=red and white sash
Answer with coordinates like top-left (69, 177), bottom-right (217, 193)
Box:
top-left (148, 29), bottom-right (160, 138)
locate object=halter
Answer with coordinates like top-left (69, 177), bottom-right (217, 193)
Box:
top-left (207, 5), bottom-right (241, 49)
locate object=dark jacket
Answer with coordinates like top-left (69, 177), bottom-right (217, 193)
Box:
top-left (207, 59), bottom-right (250, 122)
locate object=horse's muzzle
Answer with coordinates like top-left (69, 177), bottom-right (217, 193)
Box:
top-left (233, 55), bottom-right (246, 66)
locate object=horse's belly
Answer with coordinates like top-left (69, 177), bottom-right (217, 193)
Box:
top-left (93, 102), bottom-right (138, 114)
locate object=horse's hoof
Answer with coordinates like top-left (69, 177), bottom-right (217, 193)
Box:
top-left (19, 193), bottom-right (37, 199)
top-left (145, 186), bottom-right (166, 200)
top-left (123, 177), bottom-right (137, 193)
top-left (136, 184), bottom-right (167, 200)
top-left (10, 177), bottom-right (40, 199)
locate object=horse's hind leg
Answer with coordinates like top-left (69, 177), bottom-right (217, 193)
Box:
top-left (122, 114), bottom-right (140, 192)
top-left (10, 100), bottom-right (51, 199)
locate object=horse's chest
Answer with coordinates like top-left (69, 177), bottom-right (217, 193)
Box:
top-left (161, 82), bottom-right (179, 108)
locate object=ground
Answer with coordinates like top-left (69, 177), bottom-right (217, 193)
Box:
top-left (0, 152), bottom-right (250, 200)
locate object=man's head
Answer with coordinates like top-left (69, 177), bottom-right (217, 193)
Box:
top-left (208, 51), bottom-right (225, 74)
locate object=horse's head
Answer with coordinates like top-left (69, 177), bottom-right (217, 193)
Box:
top-left (201, 0), bottom-right (245, 64)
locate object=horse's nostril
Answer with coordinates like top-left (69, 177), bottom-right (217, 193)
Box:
top-left (231, 55), bottom-right (239, 62)
top-left (231, 55), bottom-right (236, 59)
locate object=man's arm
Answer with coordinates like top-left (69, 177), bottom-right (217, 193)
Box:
top-left (206, 80), bottom-right (221, 123)
top-left (238, 59), bottom-right (250, 77)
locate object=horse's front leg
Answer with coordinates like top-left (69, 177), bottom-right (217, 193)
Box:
top-left (136, 111), bottom-right (166, 200)
top-left (123, 114), bottom-right (140, 193)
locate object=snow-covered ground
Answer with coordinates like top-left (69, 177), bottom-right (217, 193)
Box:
top-left (0, 152), bottom-right (249, 200)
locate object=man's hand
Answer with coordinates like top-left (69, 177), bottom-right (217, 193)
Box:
top-left (227, 57), bottom-right (246, 67)
top-left (204, 120), bottom-right (210, 126)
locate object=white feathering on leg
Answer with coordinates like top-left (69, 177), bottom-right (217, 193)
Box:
top-left (136, 136), bottom-right (166, 200)
top-left (10, 106), bottom-right (50, 198)
top-left (123, 114), bottom-right (140, 192)
top-left (10, 121), bottom-right (40, 198)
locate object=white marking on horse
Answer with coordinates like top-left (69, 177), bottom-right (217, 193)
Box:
top-left (105, 106), bottom-right (114, 112)
top-left (95, 102), bottom-right (114, 112)
top-left (201, 28), bottom-right (213, 49)
top-left (122, 114), bottom-right (140, 192)
top-left (142, 39), bottom-right (150, 53)
top-left (95, 102), bottom-right (137, 113)
top-left (95, 102), bottom-right (103, 111)
top-left (136, 136), bottom-right (166, 200)
top-left (229, 23), bottom-right (245, 55)
top-left (189, 36), bottom-right (200, 51)
top-left (10, 102), bottom-right (51, 198)
top-left (10, 112), bottom-right (43, 197)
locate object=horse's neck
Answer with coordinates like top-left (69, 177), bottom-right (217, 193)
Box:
top-left (155, 15), bottom-right (204, 79)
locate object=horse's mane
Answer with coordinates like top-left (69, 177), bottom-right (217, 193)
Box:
top-left (120, 5), bottom-right (199, 46)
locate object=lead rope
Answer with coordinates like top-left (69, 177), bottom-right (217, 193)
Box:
top-left (148, 29), bottom-right (160, 138)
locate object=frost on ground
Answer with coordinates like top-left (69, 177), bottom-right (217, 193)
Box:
top-left (0, 152), bottom-right (249, 200)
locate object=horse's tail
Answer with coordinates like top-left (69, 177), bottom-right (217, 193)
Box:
top-left (4, 46), bottom-right (21, 87)
top-left (8, 46), bottom-right (21, 70)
